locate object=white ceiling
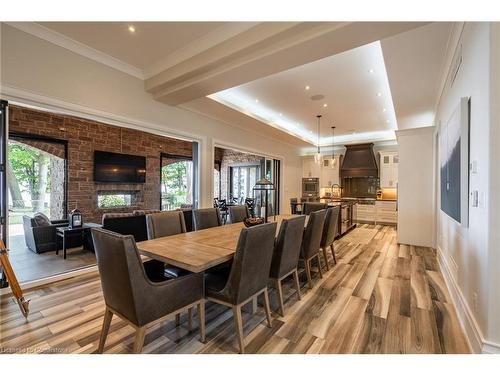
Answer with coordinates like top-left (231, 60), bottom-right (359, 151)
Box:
top-left (381, 22), bottom-right (453, 129)
top-left (37, 22), bottom-right (228, 71)
top-left (209, 41), bottom-right (397, 145)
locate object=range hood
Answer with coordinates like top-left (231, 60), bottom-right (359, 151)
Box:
top-left (340, 143), bottom-right (378, 178)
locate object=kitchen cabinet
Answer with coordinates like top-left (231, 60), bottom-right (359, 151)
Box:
top-left (302, 155), bottom-right (341, 187)
top-left (356, 204), bottom-right (376, 222)
top-left (375, 201), bottom-right (397, 224)
top-left (379, 151), bottom-right (399, 188)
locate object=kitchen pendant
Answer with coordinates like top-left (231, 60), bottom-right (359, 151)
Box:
top-left (331, 125), bottom-right (336, 168)
top-left (314, 115), bottom-right (323, 165)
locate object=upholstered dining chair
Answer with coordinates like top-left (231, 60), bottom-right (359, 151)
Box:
top-left (91, 228), bottom-right (205, 354)
top-left (228, 205), bottom-right (250, 224)
top-left (193, 208), bottom-right (222, 230)
top-left (269, 215), bottom-right (306, 316)
top-left (299, 209), bottom-right (327, 289)
top-left (302, 202), bottom-right (327, 215)
top-left (204, 222), bottom-right (277, 353)
top-left (320, 206), bottom-right (341, 270)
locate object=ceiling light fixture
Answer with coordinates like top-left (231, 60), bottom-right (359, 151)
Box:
top-left (377, 92), bottom-right (382, 97)
top-left (255, 99), bottom-right (259, 103)
top-left (279, 113), bottom-right (283, 116)
top-left (128, 25), bottom-right (136, 33)
top-left (369, 69), bottom-right (374, 73)
top-left (323, 103), bottom-right (328, 108)
top-left (383, 108), bottom-right (387, 112)
top-left (314, 115), bottom-right (323, 165)
top-left (305, 85), bottom-right (310, 90)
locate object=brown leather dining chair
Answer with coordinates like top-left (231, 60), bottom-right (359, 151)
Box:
top-left (299, 209), bottom-right (327, 289)
top-left (193, 208), bottom-right (222, 230)
top-left (269, 215), bottom-right (306, 316)
top-left (320, 206), bottom-right (341, 270)
top-left (204, 222), bottom-right (277, 353)
top-left (228, 205), bottom-right (250, 224)
top-left (91, 228), bottom-right (205, 354)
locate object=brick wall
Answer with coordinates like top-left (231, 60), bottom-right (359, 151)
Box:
top-left (9, 105), bottom-right (192, 224)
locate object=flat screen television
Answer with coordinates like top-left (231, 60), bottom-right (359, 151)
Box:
top-left (94, 151), bottom-right (146, 183)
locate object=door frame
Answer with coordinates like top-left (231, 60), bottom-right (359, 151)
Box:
top-left (159, 151), bottom-right (197, 210)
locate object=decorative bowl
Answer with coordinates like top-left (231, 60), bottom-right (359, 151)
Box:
top-left (243, 217), bottom-right (264, 227)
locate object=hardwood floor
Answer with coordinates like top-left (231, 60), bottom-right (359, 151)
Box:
top-left (0, 225), bottom-right (470, 354)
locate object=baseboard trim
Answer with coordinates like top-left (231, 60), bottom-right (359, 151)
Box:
top-left (436, 246), bottom-right (500, 354)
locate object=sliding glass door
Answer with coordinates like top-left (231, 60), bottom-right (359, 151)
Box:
top-left (160, 153), bottom-right (194, 210)
top-left (230, 164), bottom-right (260, 202)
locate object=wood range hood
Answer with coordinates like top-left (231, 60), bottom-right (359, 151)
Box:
top-left (340, 143), bottom-right (379, 178)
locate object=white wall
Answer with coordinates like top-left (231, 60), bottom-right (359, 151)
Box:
top-left (396, 127), bottom-right (435, 248)
top-left (434, 22), bottom-right (495, 351)
top-left (0, 24), bottom-right (302, 212)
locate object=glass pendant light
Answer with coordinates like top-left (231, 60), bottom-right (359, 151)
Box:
top-left (314, 115), bottom-right (323, 165)
top-left (331, 125), bottom-right (337, 168)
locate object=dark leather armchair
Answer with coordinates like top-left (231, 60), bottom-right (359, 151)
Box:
top-left (269, 215), bottom-right (306, 316)
top-left (193, 208), bottom-right (221, 230)
top-left (300, 209), bottom-right (327, 289)
top-left (91, 228), bottom-right (205, 353)
top-left (22, 213), bottom-right (69, 254)
top-left (320, 206), bottom-right (341, 270)
top-left (227, 205), bottom-right (250, 224)
top-left (303, 202), bottom-right (327, 215)
top-left (205, 222), bottom-right (277, 353)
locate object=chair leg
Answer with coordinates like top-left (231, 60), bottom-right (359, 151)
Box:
top-left (305, 259), bottom-right (313, 289)
top-left (197, 300), bottom-right (206, 343)
top-left (188, 307), bottom-right (193, 331)
top-left (316, 254), bottom-right (323, 279)
top-left (274, 278), bottom-right (285, 317)
top-left (133, 326), bottom-right (147, 354)
top-left (262, 289), bottom-right (272, 327)
top-left (293, 269), bottom-right (302, 300)
top-left (175, 313), bottom-right (181, 326)
top-left (331, 244), bottom-right (337, 264)
top-left (232, 305), bottom-right (245, 354)
top-left (97, 308), bottom-right (113, 353)
top-left (322, 247), bottom-right (330, 271)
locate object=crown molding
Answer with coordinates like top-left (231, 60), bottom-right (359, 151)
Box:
top-left (5, 22), bottom-right (144, 80)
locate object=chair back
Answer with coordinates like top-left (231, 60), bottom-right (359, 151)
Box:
top-left (303, 202), bottom-right (327, 215)
top-left (301, 209), bottom-right (327, 260)
top-left (91, 228), bottom-right (145, 325)
top-left (102, 213), bottom-right (148, 242)
top-left (321, 206), bottom-right (341, 248)
top-left (193, 208), bottom-right (222, 230)
top-left (177, 209), bottom-right (194, 232)
top-left (270, 215), bottom-right (306, 279)
top-left (245, 198), bottom-right (255, 216)
top-left (222, 222), bottom-right (277, 304)
top-left (146, 211), bottom-right (186, 239)
top-left (133, 209), bottom-right (161, 216)
top-left (228, 205), bottom-right (250, 224)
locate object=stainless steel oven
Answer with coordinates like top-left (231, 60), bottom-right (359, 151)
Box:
top-left (302, 178), bottom-right (319, 198)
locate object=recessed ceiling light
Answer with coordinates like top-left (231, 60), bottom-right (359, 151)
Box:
top-left (369, 69), bottom-right (374, 74)
top-left (305, 85), bottom-right (310, 90)
top-left (377, 92), bottom-right (382, 97)
top-left (279, 113), bottom-right (283, 116)
top-left (255, 99), bottom-right (259, 103)
top-left (323, 104), bottom-right (328, 108)
top-left (128, 25), bottom-right (136, 33)
top-left (310, 130), bottom-right (313, 133)
top-left (382, 108), bottom-right (387, 112)
top-left (386, 120), bottom-right (390, 123)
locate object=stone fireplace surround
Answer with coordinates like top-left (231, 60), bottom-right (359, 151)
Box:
top-left (8, 105), bottom-right (193, 224)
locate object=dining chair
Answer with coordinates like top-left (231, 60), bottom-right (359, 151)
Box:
top-left (299, 209), bottom-right (327, 289)
top-left (228, 205), bottom-right (250, 224)
top-left (91, 228), bottom-right (205, 354)
top-left (320, 206), bottom-right (341, 270)
top-left (302, 202), bottom-right (327, 215)
top-left (269, 215), bottom-right (306, 316)
top-left (204, 222), bottom-right (277, 353)
top-left (193, 208), bottom-right (222, 230)
top-left (244, 198), bottom-right (255, 217)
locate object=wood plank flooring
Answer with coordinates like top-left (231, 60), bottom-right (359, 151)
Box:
top-left (0, 225), bottom-right (470, 354)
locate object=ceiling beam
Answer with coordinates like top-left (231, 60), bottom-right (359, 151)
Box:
top-left (146, 22), bottom-right (428, 106)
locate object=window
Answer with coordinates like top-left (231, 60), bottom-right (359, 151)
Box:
top-left (97, 192), bottom-right (133, 208)
top-left (230, 165), bottom-right (260, 201)
top-left (160, 154), bottom-right (193, 210)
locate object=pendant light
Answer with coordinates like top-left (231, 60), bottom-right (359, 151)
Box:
top-left (331, 125), bottom-right (337, 168)
top-left (314, 115), bottom-right (323, 165)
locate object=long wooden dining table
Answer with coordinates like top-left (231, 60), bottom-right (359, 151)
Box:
top-left (136, 214), bottom-right (306, 273)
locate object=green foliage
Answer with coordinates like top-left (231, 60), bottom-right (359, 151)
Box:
top-left (8, 144), bottom-right (40, 194)
top-left (98, 194), bottom-right (128, 208)
top-left (161, 161), bottom-right (190, 209)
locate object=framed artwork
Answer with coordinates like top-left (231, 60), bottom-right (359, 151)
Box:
top-left (439, 97), bottom-right (470, 227)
